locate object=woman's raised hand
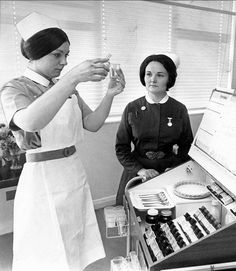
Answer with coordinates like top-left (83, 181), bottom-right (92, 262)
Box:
top-left (107, 68), bottom-right (126, 97)
top-left (62, 56), bottom-right (125, 97)
top-left (69, 57), bottom-right (110, 83)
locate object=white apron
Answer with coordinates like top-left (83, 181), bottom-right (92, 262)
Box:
top-left (12, 95), bottom-right (105, 271)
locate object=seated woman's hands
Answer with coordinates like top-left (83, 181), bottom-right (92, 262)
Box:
top-left (137, 168), bottom-right (160, 182)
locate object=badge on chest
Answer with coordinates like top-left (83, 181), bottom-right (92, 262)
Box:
top-left (167, 117), bottom-right (173, 127)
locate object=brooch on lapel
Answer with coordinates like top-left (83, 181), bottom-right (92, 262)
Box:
top-left (141, 106), bottom-right (146, 111)
top-left (167, 117), bottom-right (173, 127)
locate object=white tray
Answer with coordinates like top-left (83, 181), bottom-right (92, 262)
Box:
top-left (129, 189), bottom-right (175, 211)
top-left (173, 180), bottom-right (210, 199)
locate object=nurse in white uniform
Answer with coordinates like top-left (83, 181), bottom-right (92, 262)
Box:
top-left (0, 12), bottom-right (125, 271)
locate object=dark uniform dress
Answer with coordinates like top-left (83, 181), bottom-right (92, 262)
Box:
top-left (115, 95), bottom-right (193, 205)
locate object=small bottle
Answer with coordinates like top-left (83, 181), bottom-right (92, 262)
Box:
top-left (211, 199), bottom-right (221, 222)
top-left (145, 208), bottom-right (159, 226)
top-left (110, 63), bottom-right (120, 78)
top-left (159, 209), bottom-right (172, 224)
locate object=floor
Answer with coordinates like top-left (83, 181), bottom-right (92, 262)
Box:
top-left (0, 208), bottom-right (127, 271)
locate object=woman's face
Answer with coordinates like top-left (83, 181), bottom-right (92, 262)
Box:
top-left (32, 41), bottom-right (70, 80)
top-left (144, 61), bottom-right (169, 94)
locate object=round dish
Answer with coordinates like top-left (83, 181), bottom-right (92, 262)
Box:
top-left (173, 180), bottom-right (210, 199)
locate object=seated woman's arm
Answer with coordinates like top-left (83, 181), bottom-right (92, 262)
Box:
top-left (115, 105), bottom-right (143, 173)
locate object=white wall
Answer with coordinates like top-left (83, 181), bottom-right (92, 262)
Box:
top-left (79, 113), bottom-right (203, 209)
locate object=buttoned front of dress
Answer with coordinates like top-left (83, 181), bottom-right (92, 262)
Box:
top-left (115, 95), bottom-right (193, 205)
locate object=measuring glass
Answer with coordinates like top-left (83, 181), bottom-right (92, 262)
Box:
top-left (110, 63), bottom-right (120, 78)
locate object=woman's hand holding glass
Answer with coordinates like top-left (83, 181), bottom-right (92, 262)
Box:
top-left (107, 67), bottom-right (126, 97)
top-left (69, 57), bottom-right (110, 83)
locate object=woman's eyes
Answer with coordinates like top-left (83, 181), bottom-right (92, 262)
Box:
top-left (53, 53), bottom-right (61, 58)
top-left (146, 73), bottom-right (164, 77)
top-left (52, 53), bottom-right (69, 58)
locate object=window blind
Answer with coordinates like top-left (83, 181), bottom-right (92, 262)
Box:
top-left (102, 0), bottom-right (234, 116)
top-left (0, 0), bottom-right (234, 123)
top-left (0, 1), bottom-right (103, 122)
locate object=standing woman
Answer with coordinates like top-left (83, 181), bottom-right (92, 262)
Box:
top-left (115, 54), bottom-right (193, 205)
top-left (1, 12), bottom-right (125, 271)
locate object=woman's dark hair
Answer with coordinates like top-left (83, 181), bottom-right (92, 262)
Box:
top-left (139, 54), bottom-right (177, 90)
top-left (21, 28), bottom-right (70, 60)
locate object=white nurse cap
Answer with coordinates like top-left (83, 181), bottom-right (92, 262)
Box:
top-left (160, 52), bottom-right (180, 68)
top-left (16, 12), bottom-right (60, 41)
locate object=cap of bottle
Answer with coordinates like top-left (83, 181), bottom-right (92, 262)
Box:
top-left (146, 208), bottom-right (159, 225)
top-left (147, 208), bottom-right (159, 216)
top-left (160, 209), bottom-right (172, 217)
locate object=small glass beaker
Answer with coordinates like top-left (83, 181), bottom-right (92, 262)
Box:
top-left (110, 63), bottom-right (120, 78)
top-left (110, 256), bottom-right (126, 271)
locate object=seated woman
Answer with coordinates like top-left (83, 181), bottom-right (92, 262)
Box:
top-left (115, 53), bottom-right (193, 205)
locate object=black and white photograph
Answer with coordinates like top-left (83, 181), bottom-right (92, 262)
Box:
top-left (0, 1), bottom-right (236, 271)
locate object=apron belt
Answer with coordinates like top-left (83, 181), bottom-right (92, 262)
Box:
top-left (26, 145), bottom-right (76, 162)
